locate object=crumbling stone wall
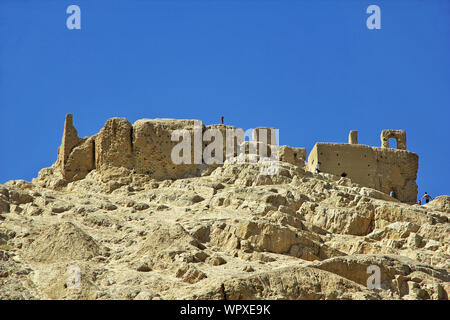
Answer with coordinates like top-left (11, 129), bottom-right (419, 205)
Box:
top-left (57, 114), bottom-right (95, 181)
top-left (52, 115), bottom-right (419, 204)
top-left (132, 119), bottom-right (205, 179)
top-left (307, 143), bottom-right (418, 203)
top-left (53, 115), bottom-right (208, 183)
top-left (95, 118), bottom-right (134, 171)
top-left (279, 146), bottom-right (306, 168)
top-left (54, 115), bottom-right (285, 184)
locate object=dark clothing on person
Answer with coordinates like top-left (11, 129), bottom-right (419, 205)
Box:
top-left (315, 163), bottom-right (320, 174)
top-left (421, 193), bottom-right (432, 204)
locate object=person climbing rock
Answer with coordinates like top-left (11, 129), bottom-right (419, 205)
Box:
top-left (220, 116), bottom-right (224, 124)
top-left (421, 192), bottom-right (433, 204)
top-left (390, 190), bottom-right (396, 198)
top-left (315, 162), bottom-right (321, 174)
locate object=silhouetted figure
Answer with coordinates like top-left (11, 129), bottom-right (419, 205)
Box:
top-left (421, 192), bottom-right (433, 204)
top-left (315, 162), bottom-right (321, 174)
top-left (221, 116), bottom-right (224, 124)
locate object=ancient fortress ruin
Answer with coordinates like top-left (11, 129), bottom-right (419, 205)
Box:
top-left (307, 130), bottom-right (418, 203)
top-left (49, 114), bottom-right (419, 203)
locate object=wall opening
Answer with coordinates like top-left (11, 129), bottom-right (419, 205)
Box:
top-left (380, 130), bottom-right (407, 150)
top-left (388, 138), bottom-right (397, 149)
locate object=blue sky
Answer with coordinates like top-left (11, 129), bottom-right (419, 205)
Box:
top-left (1, 0), bottom-right (449, 199)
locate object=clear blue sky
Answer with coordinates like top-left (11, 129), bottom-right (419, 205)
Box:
top-left (1, 0), bottom-right (449, 200)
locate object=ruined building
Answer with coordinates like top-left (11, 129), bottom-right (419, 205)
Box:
top-left (307, 130), bottom-right (418, 203)
top-left (43, 115), bottom-right (418, 204)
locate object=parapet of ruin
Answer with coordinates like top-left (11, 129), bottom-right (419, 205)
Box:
top-left (380, 130), bottom-right (407, 150)
top-left (42, 115), bottom-right (418, 203)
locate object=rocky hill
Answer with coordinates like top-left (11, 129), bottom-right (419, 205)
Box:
top-left (0, 117), bottom-right (449, 300)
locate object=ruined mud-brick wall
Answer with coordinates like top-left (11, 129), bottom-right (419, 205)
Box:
top-left (50, 115), bottom-right (306, 185)
top-left (55, 115), bottom-right (208, 183)
top-left (307, 143), bottom-right (418, 203)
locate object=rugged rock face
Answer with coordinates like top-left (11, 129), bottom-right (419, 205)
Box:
top-left (0, 117), bottom-right (448, 300)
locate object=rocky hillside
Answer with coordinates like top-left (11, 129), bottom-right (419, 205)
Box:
top-left (0, 125), bottom-right (449, 300)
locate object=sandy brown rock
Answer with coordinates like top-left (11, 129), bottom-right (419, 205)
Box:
top-left (0, 116), bottom-right (448, 300)
top-left (24, 222), bottom-right (105, 263)
top-left (425, 196), bottom-right (450, 213)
